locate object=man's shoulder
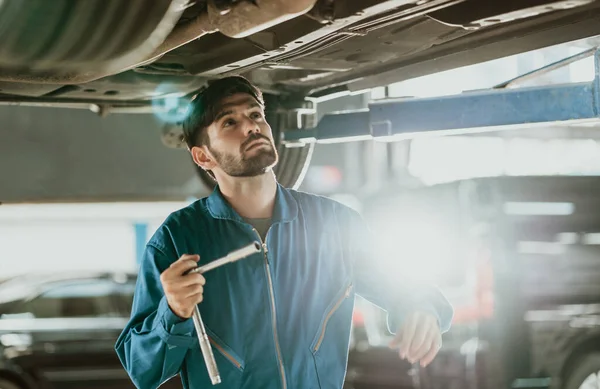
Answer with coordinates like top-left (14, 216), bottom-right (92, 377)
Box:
top-left (163, 198), bottom-right (210, 225)
top-left (147, 198), bottom-right (211, 247)
top-left (287, 188), bottom-right (333, 205)
top-left (285, 188), bottom-right (356, 214)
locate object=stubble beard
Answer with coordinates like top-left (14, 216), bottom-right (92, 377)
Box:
top-left (210, 141), bottom-right (278, 177)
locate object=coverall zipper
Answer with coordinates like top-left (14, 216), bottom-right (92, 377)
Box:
top-left (254, 228), bottom-right (287, 389)
top-left (313, 284), bottom-right (353, 353)
top-left (208, 337), bottom-right (242, 370)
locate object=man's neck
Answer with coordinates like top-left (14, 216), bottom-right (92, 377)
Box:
top-left (217, 172), bottom-right (277, 219)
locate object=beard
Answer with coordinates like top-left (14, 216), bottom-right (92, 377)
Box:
top-left (209, 133), bottom-right (278, 177)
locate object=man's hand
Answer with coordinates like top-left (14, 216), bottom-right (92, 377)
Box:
top-left (389, 311), bottom-right (442, 367)
top-left (160, 254), bottom-right (206, 319)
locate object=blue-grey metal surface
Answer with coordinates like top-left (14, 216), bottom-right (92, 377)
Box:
top-left (134, 223), bottom-right (148, 266)
top-left (284, 48), bottom-right (600, 144)
top-left (370, 83), bottom-right (598, 136)
top-left (493, 47), bottom-right (597, 89)
top-left (0, 105), bottom-right (208, 204)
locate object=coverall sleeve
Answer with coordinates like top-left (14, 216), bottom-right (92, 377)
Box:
top-left (115, 243), bottom-right (197, 389)
top-left (337, 205), bottom-right (454, 334)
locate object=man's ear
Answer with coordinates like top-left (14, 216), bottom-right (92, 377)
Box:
top-left (190, 145), bottom-right (217, 171)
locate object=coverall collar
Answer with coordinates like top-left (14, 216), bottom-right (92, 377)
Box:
top-left (206, 182), bottom-right (298, 224)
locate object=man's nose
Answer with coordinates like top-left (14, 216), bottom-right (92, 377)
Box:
top-left (242, 116), bottom-right (260, 135)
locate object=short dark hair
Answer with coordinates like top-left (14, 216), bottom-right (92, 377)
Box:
top-left (182, 76), bottom-right (265, 149)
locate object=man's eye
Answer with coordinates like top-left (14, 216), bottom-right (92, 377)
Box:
top-left (223, 119), bottom-right (236, 127)
top-left (250, 112), bottom-right (263, 120)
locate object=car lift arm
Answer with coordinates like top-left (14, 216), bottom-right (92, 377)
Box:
top-left (283, 47), bottom-right (600, 145)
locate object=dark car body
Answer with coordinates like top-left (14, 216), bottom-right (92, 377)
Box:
top-left (0, 272), bottom-right (182, 389)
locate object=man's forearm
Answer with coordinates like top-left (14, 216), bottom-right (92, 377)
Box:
top-left (115, 244), bottom-right (198, 388)
top-left (115, 296), bottom-right (197, 389)
top-left (385, 285), bottom-right (454, 335)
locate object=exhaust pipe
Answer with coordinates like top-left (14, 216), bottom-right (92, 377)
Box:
top-left (138, 0), bottom-right (318, 66)
top-left (206, 0), bottom-right (318, 38)
top-left (0, 0), bottom-right (318, 84)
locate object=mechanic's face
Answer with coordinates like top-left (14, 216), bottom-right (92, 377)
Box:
top-left (195, 93), bottom-right (278, 178)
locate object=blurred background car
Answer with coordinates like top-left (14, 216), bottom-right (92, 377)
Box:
top-left (0, 272), bottom-right (182, 389)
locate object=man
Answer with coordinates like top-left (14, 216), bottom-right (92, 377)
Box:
top-left (115, 76), bottom-right (453, 389)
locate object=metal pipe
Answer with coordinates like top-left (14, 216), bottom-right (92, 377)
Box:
top-left (188, 241), bottom-right (261, 385)
top-left (206, 0), bottom-right (318, 39)
top-left (192, 306), bottom-right (221, 385)
top-left (493, 46), bottom-right (598, 89)
top-left (135, 13), bottom-right (217, 68)
top-left (0, 0), bottom-right (318, 84)
top-left (188, 241), bottom-right (262, 274)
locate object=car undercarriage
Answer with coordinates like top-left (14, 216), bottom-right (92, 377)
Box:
top-left (2, 0), bottom-right (600, 195)
top-left (3, 0), bottom-right (600, 107)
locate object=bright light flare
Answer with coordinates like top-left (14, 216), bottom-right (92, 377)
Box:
top-left (151, 83), bottom-right (193, 124)
top-left (373, 216), bottom-right (459, 284)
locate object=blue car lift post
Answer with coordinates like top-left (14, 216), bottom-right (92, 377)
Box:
top-left (283, 47), bottom-right (600, 145)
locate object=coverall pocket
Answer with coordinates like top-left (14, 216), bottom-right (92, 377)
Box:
top-left (187, 326), bottom-right (245, 388)
top-left (205, 326), bottom-right (245, 372)
top-left (310, 282), bottom-right (354, 389)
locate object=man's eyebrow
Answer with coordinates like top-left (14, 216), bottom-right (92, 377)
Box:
top-left (214, 109), bottom-right (233, 123)
top-left (214, 101), bottom-right (261, 122)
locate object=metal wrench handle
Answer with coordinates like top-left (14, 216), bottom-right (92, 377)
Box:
top-left (192, 306), bottom-right (221, 385)
top-left (189, 241), bottom-right (261, 385)
top-left (188, 241), bottom-right (262, 275)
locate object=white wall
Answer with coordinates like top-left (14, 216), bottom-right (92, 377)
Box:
top-left (0, 202), bottom-right (190, 278)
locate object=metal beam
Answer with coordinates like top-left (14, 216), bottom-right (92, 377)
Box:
top-left (283, 48), bottom-right (600, 144)
top-left (134, 223), bottom-right (148, 266)
top-left (493, 46), bottom-right (597, 89)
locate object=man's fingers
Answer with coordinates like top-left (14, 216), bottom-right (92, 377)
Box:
top-left (400, 315), bottom-right (417, 359)
top-left (179, 273), bottom-right (206, 287)
top-left (175, 254), bottom-right (201, 263)
top-left (420, 337), bottom-right (442, 367)
top-left (186, 291), bottom-right (204, 305)
top-left (390, 312), bottom-right (442, 366)
top-left (169, 255), bottom-right (200, 274)
top-left (407, 322), bottom-right (429, 360)
top-left (411, 327), bottom-right (437, 363)
top-left (182, 283), bottom-right (204, 298)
